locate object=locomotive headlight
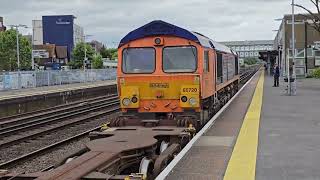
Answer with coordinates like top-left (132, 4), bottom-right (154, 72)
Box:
top-left (181, 96), bottom-right (188, 102)
top-left (189, 97), bottom-right (197, 106)
top-left (154, 38), bottom-right (161, 45)
top-left (131, 96), bottom-right (138, 103)
top-left (122, 98), bottom-right (131, 106)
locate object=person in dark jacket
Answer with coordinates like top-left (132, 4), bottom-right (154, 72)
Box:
top-left (273, 63), bottom-right (280, 87)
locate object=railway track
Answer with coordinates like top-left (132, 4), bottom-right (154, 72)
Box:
top-left (240, 65), bottom-right (261, 83)
top-left (0, 94), bottom-right (117, 129)
top-left (0, 95), bottom-right (114, 123)
top-left (0, 66), bottom-right (261, 177)
top-left (0, 126), bottom-right (100, 169)
top-left (0, 95), bottom-right (120, 167)
top-left (0, 95), bottom-right (118, 138)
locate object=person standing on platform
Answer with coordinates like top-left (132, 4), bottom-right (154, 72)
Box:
top-left (273, 63), bottom-right (280, 87)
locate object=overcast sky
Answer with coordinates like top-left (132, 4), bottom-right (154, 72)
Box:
top-left (1, 0), bottom-right (316, 47)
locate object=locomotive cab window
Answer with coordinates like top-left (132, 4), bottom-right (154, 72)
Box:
top-left (235, 56), bottom-right (239, 75)
top-left (163, 46), bottom-right (197, 73)
top-left (204, 50), bottom-right (209, 72)
top-left (122, 48), bottom-right (155, 73)
top-left (217, 53), bottom-right (223, 84)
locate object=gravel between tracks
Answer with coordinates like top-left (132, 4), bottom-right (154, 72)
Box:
top-left (3, 112), bottom-right (121, 173)
top-left (10, 137), bottom-right (90, 173)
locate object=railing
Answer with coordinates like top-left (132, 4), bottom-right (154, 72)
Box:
top-left (0, 69), bottom-right (117, 91)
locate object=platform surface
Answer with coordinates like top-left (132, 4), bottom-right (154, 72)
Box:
top-left (256, 76), bottom-right (320, 180)
top-left (0, 80), bottom-right (116, 101)
top-left (164, 70), bottom-right (262, 180)
top-left (164, 72), bottom-right (320, 180)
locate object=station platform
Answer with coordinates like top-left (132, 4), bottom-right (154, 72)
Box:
top-left (0, 80), bottom-right (116, 102)
top-left (160, 70), bottom-right (320, 180)
top-left (0, 80), bottom-right (117, 117)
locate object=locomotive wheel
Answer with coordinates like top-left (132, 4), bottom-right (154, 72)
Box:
top-left (153, 143), bottom-right (180, 176)
top-left (139, 157), bottom-right (154, 179)
top-left (160, 141), bottom-right (169, 154)
top-left (153, 154), bottom-right (170, 176)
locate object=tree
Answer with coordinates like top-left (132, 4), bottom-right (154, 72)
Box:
top-left (0, 29), bottom-right (32, 71)
top-left (295, 0), bottom-right (320, 33)
top-left (244, 58), bottom-right (258, 65)
top-left (100, 47), bottom-right (118, 60)
top-left (69, 42), bottom-right (95, 69)
top-left (92, 54), bottom-right (103, 69)
top-left (100, 46), bottom-right (110, 59)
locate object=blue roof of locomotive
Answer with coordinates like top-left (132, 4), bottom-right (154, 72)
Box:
top-left (119, 20), bottom-right (233, 54)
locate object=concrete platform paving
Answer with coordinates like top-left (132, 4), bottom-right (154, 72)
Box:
top-left (256, 76), bottom-right (320, 180)
top-left (164, 72), bottom-right (320, 180)
top-left (164, 70), bottom-right (262, 180)
top-left (0, 80), bottom-right (116, 101)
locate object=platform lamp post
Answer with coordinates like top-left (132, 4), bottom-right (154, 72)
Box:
top-left (291, 0), bottom-right (297, 95)
top-left (83, 34), bottom-right (92, 71)
top-left (9, 24), bottom-right (28, 89)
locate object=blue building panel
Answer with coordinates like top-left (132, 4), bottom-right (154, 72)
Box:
top-left (42, 15), bottom-right (74, 59)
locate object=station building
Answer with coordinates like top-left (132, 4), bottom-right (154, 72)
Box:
top-left (274, 13), bottom-right (320, 77)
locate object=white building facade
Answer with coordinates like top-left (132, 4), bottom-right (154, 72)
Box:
top-left (73, 23), bottom-right (84, 45)
top-left (32, 20), bottom-right (43, 45)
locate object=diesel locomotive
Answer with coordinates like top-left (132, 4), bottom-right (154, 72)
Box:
top-left (116, 20), bottom-right (239, 129)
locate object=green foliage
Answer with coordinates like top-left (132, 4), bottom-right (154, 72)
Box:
top-left (100, 46), bottom-right (118, 60)
top-left (70, 42), bottom-right (95, 69)
top-left (0, 29), bottom-right (32, 71)
top-left (92, 54), bottom-right (103, 69)
top-left (244, 58), bottom-right (258, 65)
top-left (312, 68), bottom-right (320, 78)
top-left (67, 60), bottom-right (83, 69)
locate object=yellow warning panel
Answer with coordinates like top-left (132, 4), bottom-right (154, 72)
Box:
top-left (224, 71), bottom-right (264, 180)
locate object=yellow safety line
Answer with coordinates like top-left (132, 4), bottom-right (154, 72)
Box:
top-left (223, 70), bottom-right (264, 180)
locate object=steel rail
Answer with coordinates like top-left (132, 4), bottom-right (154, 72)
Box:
top-left (0, 104), bottom-right (119, 148)
top-left (0, 99), bottom-right (119, 138)
top-left (0, 95), bottom-right (118, 128)
top-left (0, 94), bottom-right (117, 123)
top-left (0, 126), bottom-right (101, 169)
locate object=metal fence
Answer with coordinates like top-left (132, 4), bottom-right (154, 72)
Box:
top-left (0, 69), bottom-right (117, 91)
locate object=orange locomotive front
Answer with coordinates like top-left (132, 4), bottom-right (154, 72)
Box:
top-left (117, 20), bottom-right (239, 128)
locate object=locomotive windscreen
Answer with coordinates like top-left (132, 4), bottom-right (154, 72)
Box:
top-left (122, 48), bottom-right (155, 73)
top-left (163, 46), bottom-right (197, 73)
